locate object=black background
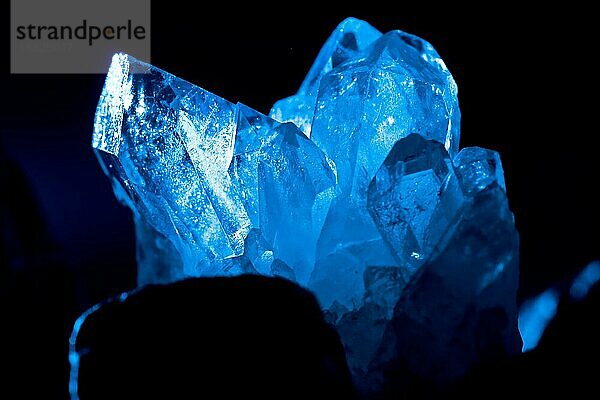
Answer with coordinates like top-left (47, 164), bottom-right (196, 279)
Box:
top-left (1, 3), bottom-right (597, 399)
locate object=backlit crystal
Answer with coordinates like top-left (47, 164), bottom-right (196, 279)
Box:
top-left (87, 17), bottom-right (520, 395)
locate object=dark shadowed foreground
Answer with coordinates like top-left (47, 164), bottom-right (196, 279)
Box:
top-left (72, 276), bottom-right (357, 399)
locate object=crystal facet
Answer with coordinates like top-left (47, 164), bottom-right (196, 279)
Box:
top-left (270, 17), bottom-right (381, 137)
top-left (93, 53), bottom-right (246, 281)
top-left (455, 146), bottom-right (506, 194)
top-left (367, 133), bottom-right (460, 273)
top-left (372, 183), bottom-right (521, 385)
top-left (94, 54), bottom-right (336, 285)
top-left (309, 29), bottom-right (460, 203)
top-left (230, 104), bottom-right (337, 283)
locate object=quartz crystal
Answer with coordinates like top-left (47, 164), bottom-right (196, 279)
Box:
top-left (270, 17), bottom-right (381, 137)
top-left (371, 182), bottom-right (521, 386)
top-left (93, 54), bottom-right (336, 286)
top-left (309, 28), bottom-right (460, 202)
top-left (454, 146), bottom-right (506, 194)
top-left (88, 17), bottom-right (520, 395)
top-left (367, 134), bottom-right (461, 273)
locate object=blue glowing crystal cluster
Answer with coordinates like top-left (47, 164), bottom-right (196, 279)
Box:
top-left (92, 17), bottom-right (521, 391)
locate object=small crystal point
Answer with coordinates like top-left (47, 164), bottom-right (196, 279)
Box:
top-left (455, 146), bottom-right (506, 194)
top-left (270, 17), bottom-right (381, 137)
top-left (300, 17), bottom-right (382, 96)
top-left (234, 114), bottom-right (337, 284)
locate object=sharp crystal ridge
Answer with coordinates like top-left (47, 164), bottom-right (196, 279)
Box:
top-left (270, 17), bottom-right (381, 137)
top-left (93, 53), bottom-right (336, 285)
top-left (309, 26), bottom-right (460, 203)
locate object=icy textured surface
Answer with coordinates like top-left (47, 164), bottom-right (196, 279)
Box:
top-left (91, 17), bottom-right (520, 395)
top-left (455, 146), bottom-right (506, 194)
top-left (93, 53), bottom-right (245, 281)
top-left (309, 27), bottom-right (460, 203)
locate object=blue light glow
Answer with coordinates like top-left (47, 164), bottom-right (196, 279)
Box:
top-left (69, 303), bottom-right (101, 400)
top-left (570, 261), bottom-right (600, 300)
top-left (88, 16), bottom-right (520, 389)
top-left (518, 288), bottom-right (560, 352)
top-left (69, 291), bottom-right (134, 400)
